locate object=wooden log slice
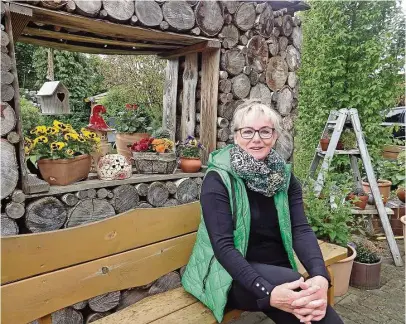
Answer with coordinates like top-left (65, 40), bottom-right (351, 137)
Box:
top-left (179, 265), bottom-right (186, 277)
top-left (217, 127), bottom-right (231, 142)
top-left (147, 181), bottom-right (169, 207)
top-left (26, 197), bottom-right (67, 233)
top-left (1, 71), bottom-right (14, 84)
top-left (219, 70), bottom-right (228, 80)
top-left (217, 117), bottom-right (229, 128)
top-left (112, 184), bottom-right (139, 213)
top-left (286, 45), bottom-right (301, 71)
top-left (256, 2), bottom-right (266, 14)
top-left (272, 26), bottom-right (280, 37)
top-left (148, 271), bottom-right (181, 296)
top-left (231, 74), bottom-right (251, 99)
top-left (217, 141), bottom-right (227, 149)
top-left (76, 190), bottom-right (88, 200)
top-left (290, 26), bottom-right (302, 50)
top-left (72, 300), bottom-right (88, 310)
top-left (190, 26), bottom-right (200, 35)
top-left (138, 202), bottom-right (153, 208)
top-left (11, 189), bottom-right (25, 203)
top-left (174, 178), bottom-right (198, 203)
top-left (0, 2), bottom-right (4, 19)
top-left (287, 71), bottom-right (298, 88)
top-left (86, 312), bottom-right (111, 323)
top-left (116, 289), bottom-right (149, 311)
top-left (52, 308), bottom-right (83, 324)
top-left (7, 131), bottom-right (20, 144)
top-left (1, 84), bottom-right (14, 102)
top-left (275, 130), bottom-right (293, 161)
top-left (65, 199), bottom-right (116, 227)
top-left (234, 2), bottom-right (255, 31)
top-left (247, 35), bottom-right (269, 73)
top-left (135, 0), bottom-right (163, 27)
top-left (220, 1), bottom-right (240, 14)
top-left (1, 103), bottom-right (16, 136)
top-left (219, 93), bottom-right (233, 104)
top-left (243, 65), bottom-right (252, 75)
top-left (218, 101), bottom-right (239, 120)
top-left (1, 30), bottom-right (9, 47)
top-left (73, 0), bottom-right (102, 17)
top-left (160, 21), bottom-right (169, 30)
top-left (221, 49), bottom-right (245, 76)
top-left (1, 52), bottom-right (12, 72)
top-left (88, 291), bottom-right (121, 312)
top-left (265, 56), bottom-right (288, 91)
top-left (1, 46), bottom-right (8, 53)
top-left (267, 35), bottom-right (279, 57)
top-left (135, 183), bottom-right (149, 196)
top-left (0, 139), bottom-right (18, 199)
top-left (5, 202), bottom-right (25, 219)
top-left (195, 1), bottom-right (223, 36)
top-left (239, 34), bottom-right (248, 46)
top-left (220, 24), bottom-right (239, 49)
top-left (1, 214), bottom-right (18, 236)
top-left (66, 0), bottom-right (76, 13)
top-left (223, 13), bottom-right (232, 25)
top-left (87, 188), bottom-right (97, 199)
top-left (293, 16), bottom-right (301, 27)
top-left (276, 86), bottom-right (293, 116)
top-left (282, 115), bottom-right (294, 132)
top-left (256, 3), bottom-right (274, 38)
top-left (162, 1), bottom-right (195, 31)
top-left (219, 79), bottom-right (232, 93)
top-left (96, 188), bottom-right (109, 199)
top-left (102, 0), bottom-right (134, 22)
top-left (250, 83), bottom-right (272, 106)
top-left (165, 181), bottom-right (177, 195)
top-left (163, 198), bottom-right (178, 207)
top-left (282, 15), bottom-right (294, 37)
top-left (279, 36), bottom-right (288, 53)
top-left (249, 70), bottom-right (259, 86)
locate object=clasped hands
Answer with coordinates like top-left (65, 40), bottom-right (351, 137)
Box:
top-left (270, 275), bottom-right (329, 323)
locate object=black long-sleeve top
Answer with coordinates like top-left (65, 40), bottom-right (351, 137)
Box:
top-left (200, 171), bottom-right (330, 310)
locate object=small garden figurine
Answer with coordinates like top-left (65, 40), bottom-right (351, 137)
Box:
top-left (177, 136), bottom-right (205, 173)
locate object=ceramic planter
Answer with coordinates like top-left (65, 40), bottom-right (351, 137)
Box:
top-left (350, 258), bottom-right (382, 290)
top-left (382, 144), bottom-right (405, 160)
top-left (362, 179), bottom-right (392, 204)
top-left (396, 187), bottom-right (405, 203)
top-left (37, 154), bottom-right (91, 186)
top-left (132, 152), bottom-right (177, 174)
top-left (179, 157), bottom-right (202, 173)
top-left (347, 194), bottom-right (368, 210)
top-left (330, 244), bottom-right (357, 297)
top-left (116, 132), bottom-right (149, 160)
top-left (320, 139), bottom-right (329, 151)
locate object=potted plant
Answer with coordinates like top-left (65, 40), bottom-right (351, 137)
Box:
top-left (350, 238), bottom-right (382, 289)
top-left (115, 104), bottom-right (152, 159)
top-left (341, 129), bottom-right (357, 150)
top-left (304, 177), bottom-right (357, 297)
top-left (320, 131), bottom-right (330, 151)
top-left (177, 136), bottom-right (205, 173)
top-left (346, 188), bottom-right (368, 210)
top-left (24, 121), bottom-right (100, 186)
top-left (131, 131), bottom-right (176, 174)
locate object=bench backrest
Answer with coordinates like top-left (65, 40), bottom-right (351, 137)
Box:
top-left (1, 202), bottom-right (201, 324)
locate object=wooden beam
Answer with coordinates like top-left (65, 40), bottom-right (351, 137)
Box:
top-left (18, 3), bottom-right (209, 45)
top-left (162, 59), bottom-right (179, 142)
top-left (181, 53), bottom-right (198, 140)
top-left (1, 202), bottom-right (200, 284)
top-left (22, 27), bottom-right (181, 49)
top-left (159, 40), bottom-right (220, 59)
top-left (18, 35), bottom-right (159, 55)
top-left (200, 49), bottom-right (220, 164)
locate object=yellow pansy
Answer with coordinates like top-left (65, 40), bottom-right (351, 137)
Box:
top-left (77, 135), bottom-right (86, 143)
top-left (66, 149), bottom-right (74, 156)
top-left (33, 136), bottom-right (49, 145)
top-left (30, 126), bottom-right (47, 135)
top-left (93, 136), bottom-right (101, 144)
top-left (189, 139), bottom-right (198, 146)
top-left (53, 120), bottom-right (68, 131)
top-left (46, 127), bottom-right (59, 135)
top-left (50, 141), bottom-right (66, 151)
top-left (24, 137), bottom-right (32, 145)
top-left (24, 146), bottom-right (31, 154)
top-left (64, 133), bottom-right (79, 141)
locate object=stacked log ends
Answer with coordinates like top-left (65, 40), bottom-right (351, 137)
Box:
top-left (162, 1), bottom-right (195, 31)
top-left (88, 291), bottom-right (121, 312)
top-left (147, 181), bottom-right (169, 207)
top-left (234, 3), bottom-right (256, 31)
top-left (65, 198), bottom-right (115, 228)
top-left (51, 307), bottom-right (83, 324)
top-left (275, 130), bottom-right (294, 161)
top-left (135, 1), bottom-right (163, 27)
top-left (116, 289), bottom-right (149, 311)
top-left (195, 1), bottom-right (223, 36)
top-left (86, 312), bottom-right (111, 323)
top-left (174, 178), bottom-right (198, 204)
top-left (1, 213), bottom-right (18, 236)
top-left (73, 0), bottom-right (102, 18)
top-left (265, 56), bottom-right (288, 91)
top-left (148, 271), bottom-right (181, 296)
top-left (112, 185), bottom-right (139, 213)
top-left (1, 103), bottom-right (16, 136)
top-left (1, 140), bottom-right (19, 200)
top-left (26, 197), bottom-right (67, 233)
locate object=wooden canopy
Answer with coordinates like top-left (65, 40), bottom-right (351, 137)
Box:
top-left (10, 2), bottom-right (217, 56)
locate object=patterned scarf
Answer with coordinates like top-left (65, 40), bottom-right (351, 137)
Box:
top-left (230, 145), bottom-right (287, 197)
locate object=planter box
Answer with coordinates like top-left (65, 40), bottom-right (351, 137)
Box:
top-left (350, 259), bottom-right (382, 290)
top-left (132, 152), bottom-right (177, 174)
top-left (37, 154), bottom-right (91, 186)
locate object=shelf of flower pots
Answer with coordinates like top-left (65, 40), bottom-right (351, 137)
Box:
top-left (316, 148), bottom-right (360, 155)
top-left (351, 205), bottom-right (394, 215)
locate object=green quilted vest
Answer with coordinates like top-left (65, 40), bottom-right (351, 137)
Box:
top-left (181, 145), bottom-right (297, 323)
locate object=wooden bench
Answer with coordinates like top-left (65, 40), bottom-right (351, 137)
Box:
top-left (1, 202), bottom-right (347, 324)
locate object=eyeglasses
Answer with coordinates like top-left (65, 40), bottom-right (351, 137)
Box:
top-left (235, 127), bottom-right (275, 139)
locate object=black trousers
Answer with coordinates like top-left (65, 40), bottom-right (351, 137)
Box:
top-left (226, 262), bottom-right (344, 324)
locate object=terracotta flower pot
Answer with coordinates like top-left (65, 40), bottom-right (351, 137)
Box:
top-left (330, 245), bottom-right (357, 297)
top-left (179, 157), bottom-right (202, 173)
top-left (37, 154), bottom-right (91, 186)
top-left (116, 132), bottom-right (149, 160)
top-left (320, 139), bottom-right (330, 151)
top-left (362, 179), bottom-right (392, 204)
top-left (336, 141), bottom-right (344, 150)
top-left (396, 187), bottom-right (405, 203)
top-left (350, 258), bottom-right (382, 290)
top-left (347, 194), bottom-right (368, 210)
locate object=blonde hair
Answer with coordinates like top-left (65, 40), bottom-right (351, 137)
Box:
top-left (231, 99), bottom-right (282, 135)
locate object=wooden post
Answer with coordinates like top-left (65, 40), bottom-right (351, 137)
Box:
top-left (162, 59), bottom-right (179, 142)
top-left (200, 49), bottom-right (220, 164)
top-left (181, 53), bottom-right (198, 140)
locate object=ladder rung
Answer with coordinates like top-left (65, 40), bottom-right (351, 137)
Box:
top-left (317, 148), bottom-right (360, 155)
top-left (327, 120), bottom-right (338, 124)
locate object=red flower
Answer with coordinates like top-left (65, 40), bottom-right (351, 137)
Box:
top-left (125, 103), bottom-right (138, 110)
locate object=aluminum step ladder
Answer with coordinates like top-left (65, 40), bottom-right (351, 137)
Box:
top-left (309, 108), bottom-right (402, 267)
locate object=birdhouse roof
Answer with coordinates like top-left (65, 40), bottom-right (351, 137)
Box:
top-left (37, 81), bottom-right (66, 96)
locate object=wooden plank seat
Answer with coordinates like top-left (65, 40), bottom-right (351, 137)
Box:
top-left (0, 202), bottom-right (347, 324)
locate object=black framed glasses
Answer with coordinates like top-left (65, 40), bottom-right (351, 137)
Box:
top-left (236, 127), bottom-right (275, 139)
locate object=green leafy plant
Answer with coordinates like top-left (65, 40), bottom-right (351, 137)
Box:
top-left (152, 127), bottom-right (172, 139)
top-left (177, 136), bottom-right (204, 159)
top-left (114, 104), bottom-right (152, 134)
top-left (341, 129), bottom-right (357, 150)
top-left (370, 151), bottom-right (405, 187)
top-left (20, 97), bottom-right (44, 136)
top-left (353, 238), bottom-right (382, 264)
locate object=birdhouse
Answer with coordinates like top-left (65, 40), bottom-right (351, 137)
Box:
top-left (36, 81), bottom-right (70, 115)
